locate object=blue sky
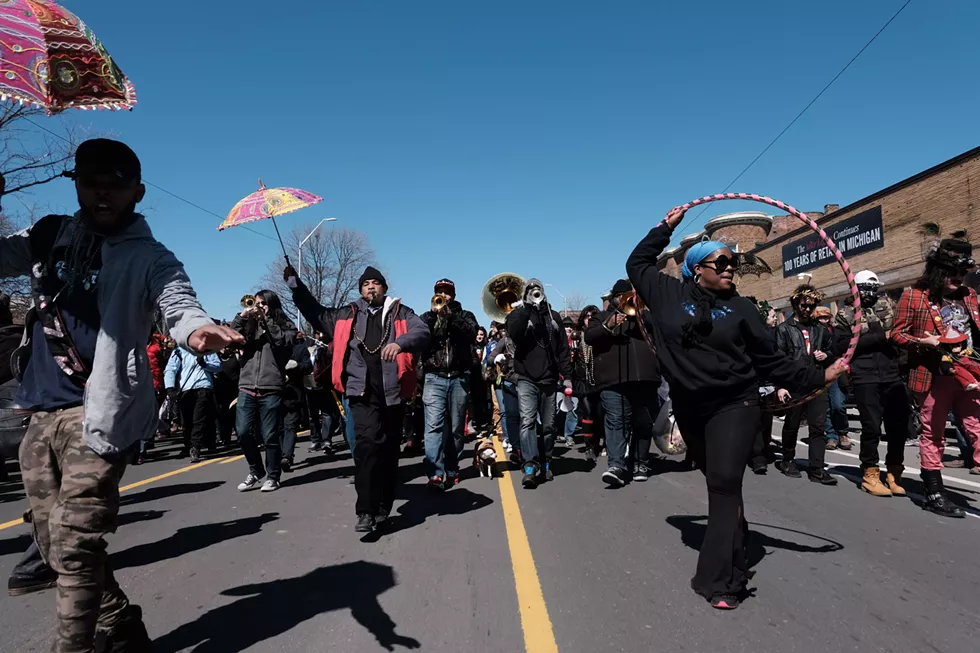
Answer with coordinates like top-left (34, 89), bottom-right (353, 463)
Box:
top-left (10, 0), bottom-right (979, 323)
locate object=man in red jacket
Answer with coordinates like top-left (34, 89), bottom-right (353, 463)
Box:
top-left (285, 265), bottom-right (429, 533)
top-left (892, 237), bottom-right (980, 518)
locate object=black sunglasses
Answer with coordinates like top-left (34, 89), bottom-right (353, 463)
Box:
top-left (700, 255), bottom-right (740, 273)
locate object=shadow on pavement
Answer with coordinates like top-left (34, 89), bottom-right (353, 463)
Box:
top-left (120, 481), bottom-right (225, 506)
top-left (111, 512), bottom-right (279, 571)
top-left (154, 561), bottom-right (420, 652)
top-left (116, 509), bottom-right (168, 528)
top-left (387, 485), bottom-right (493, 535)
top-left (0, 532), bottom-right (32, 558)
top-left (285, 464), bottom-right (355, 488)
top-left (666, 515), bottom-right (844, 568)
top-left (551, 455), bottom-right (596, 477)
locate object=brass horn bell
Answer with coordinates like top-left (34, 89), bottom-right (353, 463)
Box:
top-left (241, 294), bottom-right (256, 309)
top-left (481, 273), bottom-right (526, 323)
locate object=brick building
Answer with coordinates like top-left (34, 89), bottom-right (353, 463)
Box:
top-left (658, 146), bottom-right (980, 313)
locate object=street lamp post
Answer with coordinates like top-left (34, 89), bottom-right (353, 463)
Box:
top-left (296, 218), bottom-right (338, 327)
top-left (544, 284), bottom-right (568, 317)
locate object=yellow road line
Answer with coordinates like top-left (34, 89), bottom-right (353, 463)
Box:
top-left (0, 456), bottom-right (231, 532)
top-left (493, 439), bottom-right (559, 653)
top-left (219, 455), bottom-right (245, 465)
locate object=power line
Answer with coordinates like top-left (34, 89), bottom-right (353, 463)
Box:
top-left (674, 0), bottom-right (914, 236)
top-left (14, 115), bottom-right (278, 242)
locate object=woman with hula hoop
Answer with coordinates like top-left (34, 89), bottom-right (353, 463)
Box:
top-left (627, 204), bottom-right (848, 609)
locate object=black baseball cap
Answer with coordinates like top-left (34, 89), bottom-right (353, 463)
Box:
top-left (73, 138), bottom-right (141, 182)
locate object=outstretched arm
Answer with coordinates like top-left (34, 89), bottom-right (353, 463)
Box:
top-left (626, 207), bottom-right (685, 307)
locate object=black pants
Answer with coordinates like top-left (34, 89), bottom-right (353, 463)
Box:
top-left (674, 401), bottom-right (758, 600)
top-left (780, 392), bottom-right (829, 469)
top-left (350, 393), bottom-right (405, 517)
top-left (179, 388), bottom-right (215, 451)
top-left (576, 393), bottom-right (603, 456)
top-left (282, 403), bottom-right (302, 463)
top-left (853, 381), bottom-right (909, 469)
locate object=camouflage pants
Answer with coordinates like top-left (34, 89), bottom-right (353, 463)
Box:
top-left (19, 406), bottom-right (131, 653)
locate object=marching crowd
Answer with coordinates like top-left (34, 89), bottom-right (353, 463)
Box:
top-left (2, 138), bottom-right (980, 651)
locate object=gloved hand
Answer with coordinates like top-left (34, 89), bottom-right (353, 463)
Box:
top-left (285, 360), bottom-right (298, 371)
top-left (283, 265), bottom-right (299, 289)
top-left (167, 388), bottom-right (179, 401)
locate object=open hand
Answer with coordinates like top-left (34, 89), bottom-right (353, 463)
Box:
top-left (189, 324), bottom-right (244, 353)
top-left (381, 342), bottom-right (402, 362)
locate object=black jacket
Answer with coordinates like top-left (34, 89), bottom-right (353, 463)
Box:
top-left (832, 301), bottom-right (901, 386)
top-left (584, 310), bottom-right (660, 391)
top-left (506, 305), bottom-right (573, 386)
top-left (231, 313), bottom-right (297, 392)
top-left (420, 302), bottom-right (479, 378)
top-left (774, 316), bottom-right (835, 366)
top-left (283, 338), bottom-right (314, 409)
top-left (626, 221), bottom-right (824, 410)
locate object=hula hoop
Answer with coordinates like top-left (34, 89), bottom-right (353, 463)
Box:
top-left (663, 193), bottom-right (862, 410)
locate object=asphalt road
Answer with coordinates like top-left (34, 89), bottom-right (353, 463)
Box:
top-left (1, 421), bottom-right (978, 653)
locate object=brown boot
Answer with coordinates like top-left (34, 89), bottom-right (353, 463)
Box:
top-left (886, 465), bottom-right (907, 497)
top-left (861, 467), bottom-right (892, 496)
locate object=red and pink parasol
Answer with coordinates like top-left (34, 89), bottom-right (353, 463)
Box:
top-left (219, 180), bottom-right (323, 263)
top-left (0, 0), bottom-right (136, 114)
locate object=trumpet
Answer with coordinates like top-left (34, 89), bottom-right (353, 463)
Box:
top-left (431, 294), bottom-right (448, 313)
top-left (481, 273), bottom-right (526, 323)
top-left (240, 294), bottom-right (256, 310)
top-left (620, 290), bottom-right (645, 317)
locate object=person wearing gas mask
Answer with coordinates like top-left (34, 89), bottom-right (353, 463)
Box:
top-left (833, 270), bottom-right (911, 498)
top-left (892, 236), bottom-right (980, 518)
top-left (506, 279), bottom-right (572, 489)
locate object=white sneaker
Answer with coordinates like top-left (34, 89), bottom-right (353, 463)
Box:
top-left (237, 474), bottom-right (262, 492)
top-left (260, 479), bottom-right (280, 492)
top-left (503, 441), bottom-right (513, 453)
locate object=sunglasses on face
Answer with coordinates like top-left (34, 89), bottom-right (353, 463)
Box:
top-left (700, 255), bottom-right (740, 273)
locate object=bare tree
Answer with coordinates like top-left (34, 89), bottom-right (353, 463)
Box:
top-left (261, 225), bottom-right (376, 330)
top-left (564, 292), bottom-right (592, 312)
top-left (0, 105), bottom-right (86, 322)
top-left (0, 105), bottom-right (79, 197)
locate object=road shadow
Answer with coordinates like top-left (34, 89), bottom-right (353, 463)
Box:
top-left (551, 455), bottom-right (596, 477)
top-left (286, 464), bottom-right (356, 488)
top-left (120, 481), bottom-right (225, 506)
top-left (116, 509), bottom-right (167, 528)
top-left (154, 561), bottom-right (419, 652)
top-left (386, 484), bottom-right (493, 536)
top-left (665, 515), bottom-right (843, 569)
top-left (0, 532), bottom-right (32, 558)
top-left (111, 512), bottom-right (279, 571)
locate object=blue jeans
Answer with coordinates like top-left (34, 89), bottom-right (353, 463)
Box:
top-left (501, 382), bottom-right (521, 448)
top-left (342, 396), bottom-right (355, 455)
top-left (423, 374), bottom-right (468, 478)
top-left (517, 380), bottom-right (558, 466)
top-left (236, 390), bottom-right (283, 481)
top-left (824, 379), bottom-right (848, 442)
top-left (600, 382), bottom-right (660, 471)
top-left (563, 398), bottom-right (578, 438)
top-left (495, 387), bottom-right (509, 444)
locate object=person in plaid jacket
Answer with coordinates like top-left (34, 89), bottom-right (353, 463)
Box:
top-left (891, 237), bottom-right (980, 518)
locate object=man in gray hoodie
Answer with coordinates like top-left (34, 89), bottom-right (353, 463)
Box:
top-left (0, 140), bottom-right (242, 652)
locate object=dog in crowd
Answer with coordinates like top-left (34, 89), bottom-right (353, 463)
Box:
top-left (473, 438), bottom-right (497, 478)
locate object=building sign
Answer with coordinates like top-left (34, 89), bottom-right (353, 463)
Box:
top-left (781, 206), bottom-right (884, 277)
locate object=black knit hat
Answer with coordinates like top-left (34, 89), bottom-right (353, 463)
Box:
top-left (359, 266), bottom-right (387, 290)
top-left (611, 279), bottom-right (633, 296)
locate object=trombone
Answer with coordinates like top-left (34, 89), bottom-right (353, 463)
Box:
top-left (620, 290), bottom-right (645, 317)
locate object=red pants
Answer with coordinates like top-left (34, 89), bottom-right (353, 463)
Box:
top-left (917, 375), bottom-right (980, 470)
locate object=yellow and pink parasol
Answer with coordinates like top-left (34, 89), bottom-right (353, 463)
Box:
top-left (219, 180), bottom-right (323, 263)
